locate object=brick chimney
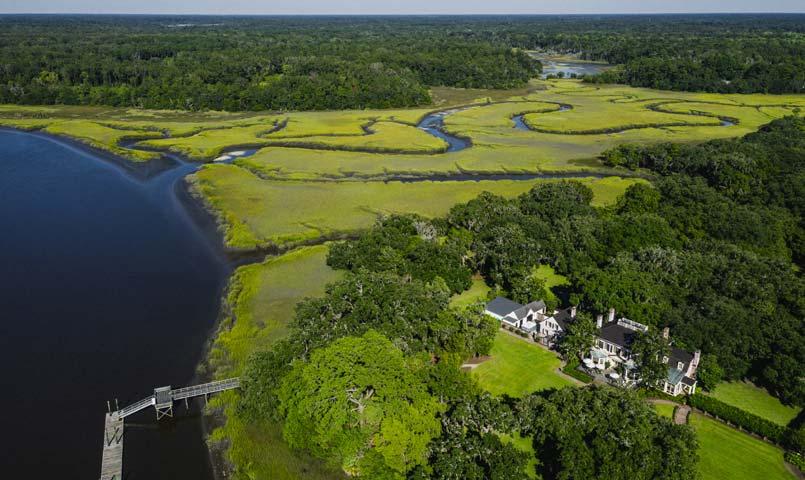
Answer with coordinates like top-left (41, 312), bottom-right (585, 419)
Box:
top-left (596, 314), bottom-right (603, 329)
top-left (608, 307), bottom-right (615, 324)
top-left (570, 306), bottom-right (577, 318)
top-left (662, 327), bottom-right (670, 340)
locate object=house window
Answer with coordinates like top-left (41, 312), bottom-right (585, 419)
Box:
top-left (677, 362), bottom-right (684, 370)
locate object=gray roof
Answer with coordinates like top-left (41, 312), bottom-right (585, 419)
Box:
top-left (509, 300), bottom-right (547, 321)
top-left (598, 323), bottom-right (638, 349)
top-left (668, 348), bottom-right (694, 370)
top-left (485, 297), bottom-right (523, 317)
top-left (666, 348), bottom-right (696, 385)
top-left (553, 308), bottom-right (573, 330)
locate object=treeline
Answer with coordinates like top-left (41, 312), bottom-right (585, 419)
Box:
top-left (2, 15), bottom-right (803, 112)
top-left (0, 15), bottom-right (538, 111)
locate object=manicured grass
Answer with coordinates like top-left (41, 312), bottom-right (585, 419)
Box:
top-left (472, 331), bottom-right (575, 397)
top-left (653, 403), bottom-right (677, 419)
top-left (189, 164), bottom-right (642, 250)
top-left (208, 246), bottom-right (345, 480)
top-left (449, 277), bottom-right (491, 308)
top-left (690, 413), bottom-right (794, 480)
top-left (707, 381), bottom-right (801, 427)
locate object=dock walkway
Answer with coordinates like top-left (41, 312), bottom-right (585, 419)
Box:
top-left (99, 378), bottom-right (240, 480)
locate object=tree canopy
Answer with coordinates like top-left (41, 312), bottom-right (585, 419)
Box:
top-left (278, 330), bottom-right (443, 478)
top-left (518, 386), bottom-right (699, 480)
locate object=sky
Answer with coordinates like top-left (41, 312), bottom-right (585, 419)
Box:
top-left (1, 1), bottom-right (803, 15)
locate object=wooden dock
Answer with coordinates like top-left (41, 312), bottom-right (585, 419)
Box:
top-left (98, 378), bottom-right (240, 479)
top-left (100, 412), bottom-right (124, 480)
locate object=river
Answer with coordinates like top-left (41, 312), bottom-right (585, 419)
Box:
top-left (0, 129), bottom-right (228, 480)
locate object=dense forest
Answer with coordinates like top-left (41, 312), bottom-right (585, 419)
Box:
top-left (0, 14), bottom-right (803, 111)
top-left (237, 118), bottom-right (804, 478)
top-left (0, 16), bottom-right (538, 111)
top-left (501, 15), bottom-right (805, 93)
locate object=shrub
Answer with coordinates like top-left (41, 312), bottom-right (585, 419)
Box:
top-left (562, 359), bottom-right (593, 383)
top-left (785, 451), bottom-right (805, 472)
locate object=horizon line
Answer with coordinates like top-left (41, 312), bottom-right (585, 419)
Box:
top-left (2, 11), bottom-right (805, 16)
top-left (0, 11), bottom-right (805, 17)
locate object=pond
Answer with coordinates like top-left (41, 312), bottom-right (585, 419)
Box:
top-left (532, 56), bottom-right (613, 78)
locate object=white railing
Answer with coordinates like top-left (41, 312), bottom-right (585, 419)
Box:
top-left (116, 396), bottom-right (155, 419)
top-left (112, 378), bottom-right (240, 418)
top-left (170, 378), bottom-right (240, 401)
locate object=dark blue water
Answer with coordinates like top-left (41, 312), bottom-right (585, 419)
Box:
top-left (418, 112), bottom-right (471, 152)
top-left (0, 130), bottom-right (228, 480)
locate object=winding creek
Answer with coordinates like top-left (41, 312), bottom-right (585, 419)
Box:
top-left (417, 110), bottom-right (472, 152)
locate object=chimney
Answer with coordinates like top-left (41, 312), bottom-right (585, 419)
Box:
top-left (608, 307), bottom-right (615, 324)
top-left (689, 350), bottom-right (701, 377)
top-left (662, 327), bottom-right (670, 340)
top-left (570, 306), bottom-right (577, 318)
top-left (596, 314), bottom-right (603, 329)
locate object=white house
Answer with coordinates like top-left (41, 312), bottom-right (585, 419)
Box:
top-left (662, 347), bottom-right (700, 396)
top-left (586, 308), bottom-right (699, 396)
top-left (484, 297), bottom-right (576, 346)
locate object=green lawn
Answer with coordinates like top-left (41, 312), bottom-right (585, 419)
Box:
top-left (531, 264), bottom-right (569, 305)
top-left (707, 381), bottom-right (801, 426)
top-left (653, 403), bottom-right (677, 419)
top-left (690, 413), bottom-right (794, 480)
top-left (449, 277), bottom-right (491, 308)
top-left (472, 331), bottom-right (575, 397)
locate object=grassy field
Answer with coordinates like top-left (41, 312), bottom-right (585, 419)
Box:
top-left (207, 246), bottom-right (345, 480)
top-left (690, 413), bottom-right (794, 480)
top-left (472, 331), bottom-right (575, 397)
top-left (449, 277), bottom-right (492, 308)
top-left (190, 166), bottom-right (643, 251)
top-left (707, 381), bottom-right (801, 427)
top-left (2, 80), bottom-right (802, 176)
